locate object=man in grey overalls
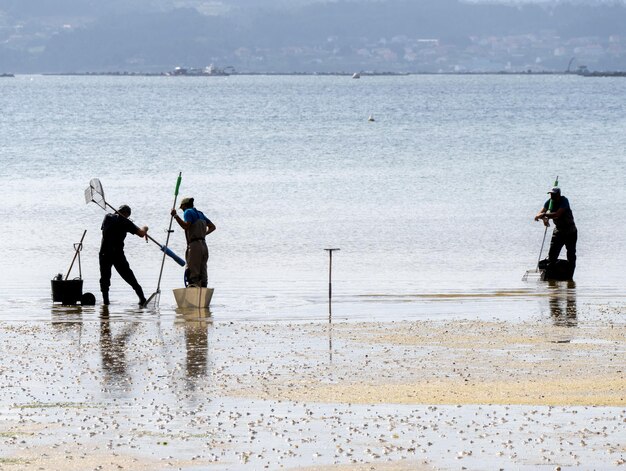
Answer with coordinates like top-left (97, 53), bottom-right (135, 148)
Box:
top-left (171, 197), bottom-right (216, 287)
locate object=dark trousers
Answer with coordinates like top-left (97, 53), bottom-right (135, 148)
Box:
top-left (99, 251), bottom-right (145, 299)
top-left (548, 227), bottom-right (577, 269)
top-left (186, 240), bottom-right (208, 288)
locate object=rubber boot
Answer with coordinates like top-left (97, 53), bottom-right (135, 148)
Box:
top-left (135, 286), bottom-right (147, 307)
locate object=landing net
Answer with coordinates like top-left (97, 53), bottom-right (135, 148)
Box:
top-left (84, 178), bottom-right (106, 210)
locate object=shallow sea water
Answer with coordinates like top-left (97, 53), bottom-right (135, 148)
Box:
top-left (1, 75), bottom-right (625, 469)
top-left (1, 74), bottom-right (626, 320)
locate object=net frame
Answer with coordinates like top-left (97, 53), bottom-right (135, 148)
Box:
top-left (84, 178), bottom-right (106, 210)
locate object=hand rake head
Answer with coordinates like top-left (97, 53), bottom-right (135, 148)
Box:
top-left (522, 268), bottom-right (545, 282)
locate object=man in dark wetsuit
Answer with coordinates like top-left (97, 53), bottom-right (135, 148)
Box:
top-left (99, 205), bottom-right (149, 305)
top-left (534, 187), bottom-right (577, 276)
top-left (171, 197), bottom-right (216, 288)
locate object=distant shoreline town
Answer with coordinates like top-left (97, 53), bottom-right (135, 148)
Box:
top-left (3, 71), bottom-right (624, 78)
top-left (2, 64), bottom-right (626, 78)
top-left (3, 1), bottom-right (626, 79)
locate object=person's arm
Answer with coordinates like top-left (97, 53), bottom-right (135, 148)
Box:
top-left (124, 217), bottom-right (148, 240)
top-left (171, 209), bottom-right (191, 230)
top-left (135, 225), bottom-right (149, 238)
top-left (206, 220), bottom-right (216, 235)
top-left (534, 207), bottom-right (550, 227)
top-left (544, 207), bottom-right (566, 220)
top-left (534, 207), bottom-right (547, 221)
top-left (543, 198), bottom-right (568, 221)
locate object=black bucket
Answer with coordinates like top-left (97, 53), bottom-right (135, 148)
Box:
top-left (51, 277), bottom-right (84, 305)
top-left (538, 259), bottom-right (575, 281)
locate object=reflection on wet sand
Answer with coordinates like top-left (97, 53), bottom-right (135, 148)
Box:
top-left (328, 298), bottom-right (333, 363)
top-left (99, 307), bottom-right (138, 390)
top-left (50, 304), bottom-right (84, 331)
top-left (175, 308), bottom-right (212, 382)
top-left (2, 298), bottom-right (621, 470)
top-left (548, 280), bottom-right (577, 327)
top-left (327, 320), bottom-right (333, 364)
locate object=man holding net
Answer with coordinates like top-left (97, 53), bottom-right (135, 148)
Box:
top-left (99, 204), bottom-right (149, 306)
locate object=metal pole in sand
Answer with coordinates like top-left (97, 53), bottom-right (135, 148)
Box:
top-left (324, 248), bottom-right (340, 315)
top-left (324, 248), bottom-right (339, 363)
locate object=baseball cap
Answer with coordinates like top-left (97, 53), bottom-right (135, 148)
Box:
top-left (118, 204), bottom-right (131, 216)
top-left (547, 187), bottom-right (561, 194)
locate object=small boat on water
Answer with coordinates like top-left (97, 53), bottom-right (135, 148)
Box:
top-left (173, 287), bottom-right (213, 308)
top-left (352, 72), bottom-right (361, 79)
top-left (168, 64), bottom-right (230, 76)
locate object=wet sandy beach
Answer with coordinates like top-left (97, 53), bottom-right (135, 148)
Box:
top-left (0, 300), bottom-right (625, 470)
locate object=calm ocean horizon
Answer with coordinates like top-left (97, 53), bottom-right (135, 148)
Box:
top-left (1, 74), bottom-right (625, 320)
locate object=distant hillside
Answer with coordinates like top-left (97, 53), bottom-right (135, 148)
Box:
top-left (1, 0), bottom-right (625, 73)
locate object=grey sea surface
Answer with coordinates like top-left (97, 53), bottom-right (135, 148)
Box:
top-left (1, 75), bottom-right (625, 470)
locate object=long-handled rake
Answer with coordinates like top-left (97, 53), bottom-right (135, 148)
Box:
top-left (522, 176), bottom-right (558, 281)
top-left (84, 178), bottom-right (186, 267)
top-left (144, 172), bottom-right (183, 308)
top-left (65, 229), bottom-right (87, 281)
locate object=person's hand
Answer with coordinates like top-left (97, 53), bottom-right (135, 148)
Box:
top-left (142, 226), bottom-right (149, 241)
top-left (171, 209), bottom-right (177, 217)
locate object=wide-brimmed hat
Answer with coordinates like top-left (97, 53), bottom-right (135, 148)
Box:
top-left (179, 197), bottom-right (194, 208)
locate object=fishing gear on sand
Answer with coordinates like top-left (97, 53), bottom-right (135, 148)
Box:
top-left (144, 172), bottom-right (183, 308)
top-left (522, 176), bottom-right (558, 281)
top-left (84, 178), bottom-right (186, 267)
top-left (51, 230), bottom-right (96, 305)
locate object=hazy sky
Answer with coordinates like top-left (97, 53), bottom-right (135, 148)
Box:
top-left (2, 0), bottom-right (625, 73)
top-left (154, 0), bottom-right (626, 9)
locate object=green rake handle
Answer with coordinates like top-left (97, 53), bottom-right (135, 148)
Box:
top-left (175, 173), bottom-right (182, 196)
top-left (548, 176), bottom-right (559, 212)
